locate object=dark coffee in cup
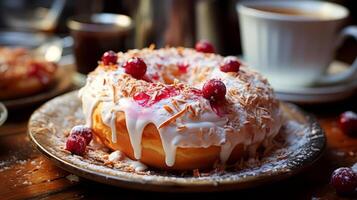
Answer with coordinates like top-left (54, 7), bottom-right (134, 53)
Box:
top-left (68, 14), bottom-right (133, 74)
top-left (249, 6), bottom-right (328, 19)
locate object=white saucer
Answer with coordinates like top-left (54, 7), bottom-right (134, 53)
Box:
top-left (273, 61), bottom-right (357, 104)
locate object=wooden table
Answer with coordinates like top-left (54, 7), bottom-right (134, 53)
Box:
top-left (0, 94), bottom-right (356, 200)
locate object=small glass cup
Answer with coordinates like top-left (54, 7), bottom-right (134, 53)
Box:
top-left (67, 13), bottom-right (133, 74)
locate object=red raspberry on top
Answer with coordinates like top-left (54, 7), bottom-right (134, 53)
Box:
top-left (101, 50), bottom-right (118, 65)
top-left (195, 40), bottom-right (215, 53)
top-left (124, 57), bottom-right (147, 79)
top-left (220, 57), bottom-right (241, 73)
top-left (202, 79), bottom-right (226, 103)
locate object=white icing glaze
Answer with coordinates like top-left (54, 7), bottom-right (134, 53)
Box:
top-left (109, 150), bottom-right (147, 172)
top-left (79, 47), bottom-right (282, 167)
top-left (78, 90), bottom-right (98, 127)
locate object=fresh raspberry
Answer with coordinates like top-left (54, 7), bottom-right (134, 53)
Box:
top-left (66, 135), bottom-right (87, 156)
top-left (202, 79), bottom-right (226, 102)
top-left (124, 57), bottom-right (147, 79)
top-left (195, 40), bottom-right (215, 53)
top-left (220, 57), bottom-right (241, 73)
top-left (339, 111), bottom-right (357, 137)
top-left (330, 167), bottom-right (357, 195)
top-left (70, 125), bottom-right (93, 145)
top-left (101, 50), bottom-right (117, 65)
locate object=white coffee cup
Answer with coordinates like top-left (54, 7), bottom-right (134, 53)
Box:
top-left (237, 1), bottom-right (357, 88)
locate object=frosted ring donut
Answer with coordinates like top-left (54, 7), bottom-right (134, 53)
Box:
top-left (79, 47), bottom-right (282, 170)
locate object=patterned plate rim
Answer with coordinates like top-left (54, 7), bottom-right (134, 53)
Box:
top-left (28, 91), bottom-right (326, 192)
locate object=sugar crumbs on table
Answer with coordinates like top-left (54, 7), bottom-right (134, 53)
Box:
top-left (22, 181), bottom-right (32, 185)
top-left (16, 159), bottom-right (28, 165)
top-left (0, 166), bottom-right (11, 172)
top-left (66, 174), bottom-right (79, 182)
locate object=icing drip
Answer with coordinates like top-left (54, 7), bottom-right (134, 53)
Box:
top-left (109, 150), bottom-right (147, 171)
top-left (79, 47), bottom-right (282, 167)
top-left (78, 87), bottom-right (99, 127)
top-left (109, 111), bottom-right (117, 143)
top-left (159, 127), bottom-right (178, 166)
top-left (121, 99), bottom-right (149, 159)
top-left (107, 97), bottom-right (228, 167)
top-left (220, 141), bottom-right (232, 163)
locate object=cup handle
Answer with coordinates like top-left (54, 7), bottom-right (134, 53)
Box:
top-left (317, 26), bottom-right (357, 85)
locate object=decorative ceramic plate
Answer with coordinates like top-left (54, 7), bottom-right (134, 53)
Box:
top-left (28, 91), bottom-right (325, 192)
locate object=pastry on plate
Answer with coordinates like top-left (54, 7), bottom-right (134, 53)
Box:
top-left (77, 43), bottom-right (282, 170)
top-left (0, 47), bottom-right (57, 100)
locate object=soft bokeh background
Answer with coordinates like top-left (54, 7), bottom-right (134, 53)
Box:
top-left (0, 0), bottom-right (356, 60)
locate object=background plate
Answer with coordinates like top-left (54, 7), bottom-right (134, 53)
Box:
top-left (28, 91), bottom-right (325, 192)
top-left (2, 62), bottom-right (74, 110)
